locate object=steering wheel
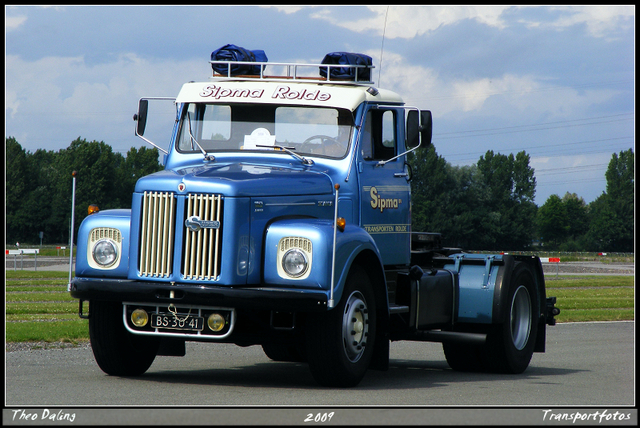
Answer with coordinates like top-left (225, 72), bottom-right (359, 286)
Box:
top-left (302, 135), bottom-right (343, 155)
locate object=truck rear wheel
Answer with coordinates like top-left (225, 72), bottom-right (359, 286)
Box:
top-left (486, 261), bottom-right (539, 373)
top-left (306, 266), bottom-right (376, 387)
top-left (444, 261), bottom-right (538, 374)
top-left (442, 341), bottom-right (487, 372)
top-left (89, 300), bottom-right (159, 376)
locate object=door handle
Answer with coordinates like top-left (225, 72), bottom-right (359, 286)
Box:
top-left (394, 163), bottom-right (413, 181)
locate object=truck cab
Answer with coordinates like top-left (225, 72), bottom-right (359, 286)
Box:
top-left (70, 51), bottom-right (558, 387)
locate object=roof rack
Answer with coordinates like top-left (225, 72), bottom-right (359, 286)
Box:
top-left (209, 60), bottom-right (375, 85)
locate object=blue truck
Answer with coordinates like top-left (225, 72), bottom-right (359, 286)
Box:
top-left (70, 51), bottom-right (559, 387)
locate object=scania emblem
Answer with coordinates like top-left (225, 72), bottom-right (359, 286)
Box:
top-left (185, 216), bottom-right (220, 232)
top-left (178, 183), bottom-right (186, 192)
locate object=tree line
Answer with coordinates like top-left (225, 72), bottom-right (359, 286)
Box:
top-left (409, 144), bottom-right (634, 253)
top-left (5, 136), bottom-right (634, 253)
top-left (6, 137), bottom-right (163, 246)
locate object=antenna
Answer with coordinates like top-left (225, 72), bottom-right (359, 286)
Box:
top-left (378, 6), bottom-right (390, 86)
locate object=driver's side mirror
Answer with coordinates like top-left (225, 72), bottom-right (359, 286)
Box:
top-left (131, 97), bottom-right (175, 156)
top-left (134, 99), bottom-right (149, 137)
top-left (406, 110), bottom-right (432, 149)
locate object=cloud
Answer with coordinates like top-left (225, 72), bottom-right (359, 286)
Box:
top-left (5, 53), bottom-right (203, 153)
top-left (549, 6), bottom-right (634, 38)
top-left (310, 6), bottom-right (511, 38)
top-left (372, 48), bottom-right (626, 140)
top-left (308, 5), bottom-right (634, 41)
top-left (268, 6), bottom-right (305, 15)
top-left (6, 5), bottom-right (67, 31)
top-left (5, 15), bottom-right (27, 31)
top-left (530, 152), bottom-right (609, 201)
top-left (515, 6), bottom-right (634, 39)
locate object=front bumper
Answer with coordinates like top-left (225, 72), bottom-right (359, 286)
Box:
top-left (70, 276), bottom-right (329, 312)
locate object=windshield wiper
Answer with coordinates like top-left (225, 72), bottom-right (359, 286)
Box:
top-left (187, 112), bottom-right (215, 162)
top-left (256, 144), bottom-right (314, 166)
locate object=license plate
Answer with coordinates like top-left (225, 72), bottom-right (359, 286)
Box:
top-left (151, 313), bottom-right (204, 331)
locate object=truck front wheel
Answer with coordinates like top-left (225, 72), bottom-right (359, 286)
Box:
top-left (306, 266), bottom-right (376, 387)
top-left (89, 300), bottom-right (159, 376)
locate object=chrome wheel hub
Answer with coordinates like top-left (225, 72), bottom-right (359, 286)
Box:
top-left (342, 291), bottom-right (369, 362)
top-left (510, 285), bottom-right (532, 350)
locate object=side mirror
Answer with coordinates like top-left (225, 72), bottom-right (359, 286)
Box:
top-left (406, 110), bottom-right (432, 149)
top-left (420, 110), bottom-right (432, 147)
top-left (134, 99), bottom-right (149, 137)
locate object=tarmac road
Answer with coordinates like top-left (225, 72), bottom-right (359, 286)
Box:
top-left (4, 321), bottom-right (636, 425)
top-left (4, 257), bottom-right (636, 425)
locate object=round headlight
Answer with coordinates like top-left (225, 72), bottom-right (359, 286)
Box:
top-left (92, 239), bottom-right (118, 267)
top-left (208, 313), bottom-right (226, 332)
top-left (131, 309), bottom-right (149, 327)
top-left (282, 249), bottom-right (308, 278)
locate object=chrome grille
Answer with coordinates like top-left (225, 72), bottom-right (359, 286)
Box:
top-left (139, 191), bottom-right (176, 277)
top-left (90, 227), bottom-right (122, 244)
top-left (183, 193), bottom-right (223, 280)
top-left (279, 237), bottom-right (312, 253)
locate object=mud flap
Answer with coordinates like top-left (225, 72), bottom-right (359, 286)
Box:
top-left (536, 296), bottom-right (560, 353)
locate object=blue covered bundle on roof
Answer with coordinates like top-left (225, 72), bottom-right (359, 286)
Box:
top-left (319, 52), bottom-right (373, 82)
top-left (211, 44), bottom-right (268, 76)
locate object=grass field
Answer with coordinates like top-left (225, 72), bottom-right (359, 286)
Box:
top-left (544, 275), bottom-right (634, 322)
top-left (4, 269), bottom-right (635, 344)
top-left (5, 270), bottom-right (88, 344)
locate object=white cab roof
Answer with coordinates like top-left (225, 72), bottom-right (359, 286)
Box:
top-left (176, 80), bottom-right (404, 111)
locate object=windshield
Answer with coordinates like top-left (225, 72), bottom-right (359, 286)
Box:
top-left (176, 103), bottom-right (353, 158)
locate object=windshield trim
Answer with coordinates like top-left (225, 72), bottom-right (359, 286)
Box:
top-left (175, 102), bottom-right (354, 160)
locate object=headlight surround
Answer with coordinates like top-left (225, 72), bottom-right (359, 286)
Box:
top-left (92, 238), bottom-right (118, 267)
top-left (282, 248), bottom-right (308, 278)
top-left (277, 237), bottom-right (312, 280)
top-left (87, 227), bottom-right (123, 270)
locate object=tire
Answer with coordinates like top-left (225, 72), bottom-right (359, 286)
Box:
top-left (442, 341), bottom-right (487, 372)
top-left (444, 262), bottom-right (538, 374)
top-left (262, 343), bottom-right (307, 362)
top-left (485, 261), bottom-right (539, 374)
top-left (306, 266), bottom-right (376, 387)
top-left (89, 300), bottom-right (160, 376)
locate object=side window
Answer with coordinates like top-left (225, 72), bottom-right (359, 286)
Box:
top-left (360, 109), bottom-right (396, 161)
top-left (381, 110), bottom-right (396, 150)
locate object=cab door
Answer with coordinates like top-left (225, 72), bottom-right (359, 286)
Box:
top-left (357, 106), bottom-right (411, 266)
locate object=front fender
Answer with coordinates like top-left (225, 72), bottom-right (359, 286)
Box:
top-left (263, 218), bottom-right (383, 305)
top-left (75, 209), bottom-right (131, 278)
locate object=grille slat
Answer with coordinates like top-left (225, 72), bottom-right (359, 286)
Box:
top-left (183, 193), bottom-right (223, 280)
top-left (280, 237), bottom-right (312, 253)
top-left (139, 191), bottom-right (222, 280)
top-left (90, 228), bottom-right (122, 243)
top-left (139, 191), bottom-right (176, 277)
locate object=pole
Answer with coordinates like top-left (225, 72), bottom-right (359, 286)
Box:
top-left (328, 184), bottom-right (340, 309)
top-left (68, 171), bottom-right (77, 291)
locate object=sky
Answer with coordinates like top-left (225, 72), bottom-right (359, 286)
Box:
top-left (5, 5), bottom-right (635, 206)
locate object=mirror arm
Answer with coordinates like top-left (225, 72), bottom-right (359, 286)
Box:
top-left (377, 105), bottom-right (422, 166)
top-left (376, 141), bottom-right (421, 166)
top-left (134, 123), bottom-right (169, 155)
top-left (133, 97), bottom-right (175, 155)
